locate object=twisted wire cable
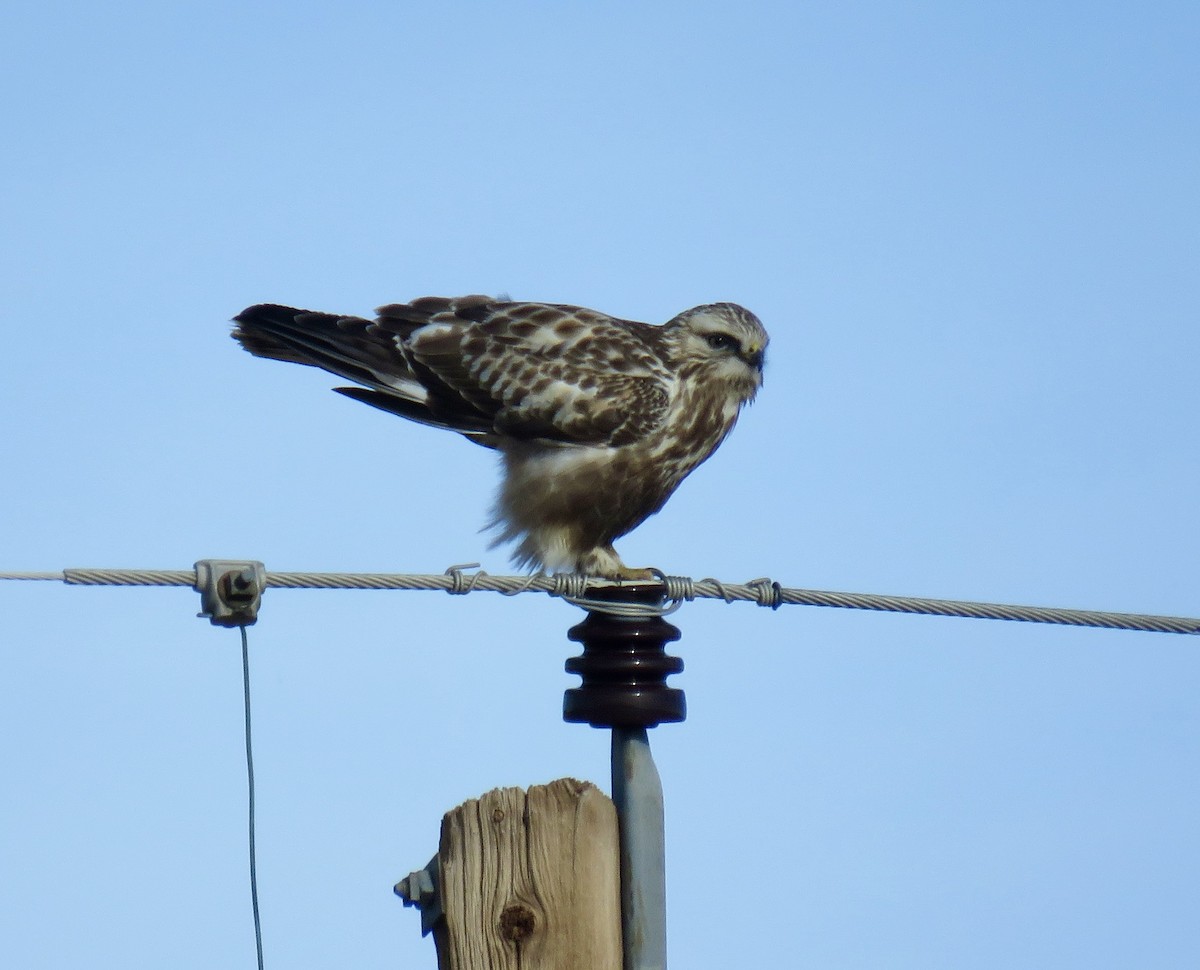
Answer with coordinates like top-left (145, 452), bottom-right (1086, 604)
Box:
top-left (0, 565), bottom-right (1196, 634)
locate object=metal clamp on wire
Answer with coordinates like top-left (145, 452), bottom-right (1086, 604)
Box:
top-left (194, 560), bottom-right (266, 627)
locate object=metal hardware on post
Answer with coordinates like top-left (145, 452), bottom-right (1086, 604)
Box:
top-left (394, 855), bottom-right (443, 937)
top-left (611, 726), bottom-right (666, 970)
top-left (563, 581), bottom-right (684, 970)
top-left (194, 560), bottom-right (266, 627)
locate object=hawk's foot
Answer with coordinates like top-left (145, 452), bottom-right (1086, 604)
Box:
top-left (611, 565), bottom-right (656, 581)
top-left (577, 544), bottom-right (656, 581)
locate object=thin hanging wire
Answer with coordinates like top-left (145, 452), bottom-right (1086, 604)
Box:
top-left (240, 625), bottom-right (264, 970)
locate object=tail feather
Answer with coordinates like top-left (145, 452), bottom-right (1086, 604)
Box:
top-left (233, 303), bottom-right (425, 401)
top-left (232, 302), bottom-right (495, 443)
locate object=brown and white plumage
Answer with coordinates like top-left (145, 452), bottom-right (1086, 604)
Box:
top-left (232, 296), bottom-right (768, 577)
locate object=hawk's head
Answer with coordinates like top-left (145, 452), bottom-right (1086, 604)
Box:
top-left (665, 303), bottom-right (768, 401)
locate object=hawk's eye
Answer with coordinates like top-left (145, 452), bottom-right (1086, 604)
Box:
top-left (705, 332), bottom-right (738, 352)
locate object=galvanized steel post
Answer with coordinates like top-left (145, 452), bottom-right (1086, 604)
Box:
top-left (611, 727), bottom-right (666, 970)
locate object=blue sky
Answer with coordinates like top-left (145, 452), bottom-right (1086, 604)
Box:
top-left (2, 2), bottom-right (1197, 967)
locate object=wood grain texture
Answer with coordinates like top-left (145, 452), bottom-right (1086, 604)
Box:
top-left (434, 779), bottom-right (621, 970)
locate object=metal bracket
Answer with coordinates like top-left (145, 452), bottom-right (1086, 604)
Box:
top-left (193, 560), bottom-right (266, 627)
top-left (395, 855), bottom-right (443, 936)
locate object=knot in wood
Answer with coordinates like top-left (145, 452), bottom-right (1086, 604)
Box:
top-left (498, 903), bottom-right (536, 942)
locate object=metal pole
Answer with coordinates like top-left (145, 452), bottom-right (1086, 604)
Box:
top-left (611, 727), bottom-right (667, 970)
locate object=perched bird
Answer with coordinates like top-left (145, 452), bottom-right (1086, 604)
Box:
top-left (232, 296), bottom-right (767, 578)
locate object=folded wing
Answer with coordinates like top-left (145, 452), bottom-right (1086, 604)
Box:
top-left (232, 298), bottom-right (671, 448)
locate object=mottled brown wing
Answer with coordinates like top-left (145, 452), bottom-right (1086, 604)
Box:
top-left (401, 302), bottom-right (672, 446)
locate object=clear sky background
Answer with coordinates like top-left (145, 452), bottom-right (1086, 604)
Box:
top-left (2, 2), bottom-right (1197, 967)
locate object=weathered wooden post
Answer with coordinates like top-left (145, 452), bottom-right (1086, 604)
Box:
top-left (398, 581), bottom-right (684, 970)
top-left (397, 779), bottom-right (622, 970)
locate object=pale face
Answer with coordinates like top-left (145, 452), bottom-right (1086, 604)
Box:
top-left (671, 304), bottom-right (769, 398)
